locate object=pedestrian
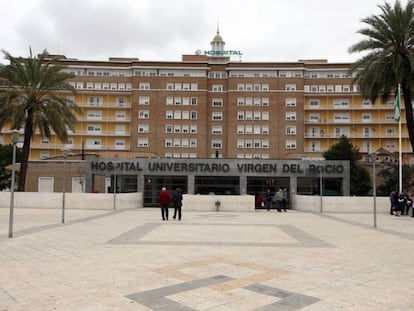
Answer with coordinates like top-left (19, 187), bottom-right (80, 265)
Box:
top-left (172, 188), bottom-right (183, 221)
top-left (274, 188), bottom-right (284, 212)
top-left (265, 189), bottom-right (272, 211)
top-left (412, 193), bottom-right (414, 217)
top-left (389, 189), bottom-right (397, 215)
top-left (404, 192), bottom-right (412, 216)
top-left (282, 188), bottom-right (288, 212)
top-left (159, 187), bottom-right (170, 221)
top-left (395, 192), bottom-right (405, 217)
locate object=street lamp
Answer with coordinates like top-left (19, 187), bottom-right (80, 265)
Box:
top-left (319, 167), bottom-right (323, 213)
top-left (8, 130), bottom-right (19, 238)
top-left (371, 152), bottom-right (378, 228)
top-left (61, 146), bottom-right (70, 224)
top-left (113, 162), bottom-right (117, 210)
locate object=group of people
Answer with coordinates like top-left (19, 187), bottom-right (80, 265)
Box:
top-left (390, 189), bottom-right (414, 217)
top-left (158, 187), bottom-right (183, 221)
top-left (255, 188), bottom-right (288, 212)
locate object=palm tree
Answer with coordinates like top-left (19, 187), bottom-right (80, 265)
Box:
top-left (0, 48), bottom-right (81, 191)
top-left (349, 0), bottom-right (414, 153)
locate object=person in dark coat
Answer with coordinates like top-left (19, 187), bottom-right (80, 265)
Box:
top-left (265, 189), bottom-right (272, 211)
top-left (390, 189), bottom-right (397, 215)
top-left (159, 187), bottom-right (170, 221)
top-left (395, 192), bottom-right (405, 217)
top-left (172, 188), bottom-right (183, 221)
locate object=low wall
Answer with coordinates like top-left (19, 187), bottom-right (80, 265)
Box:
top-left (183, 194), bottom-right (255, 212)
top-left (291, 194), bottom-right (390, 213)
top-left (0, 192), bottom-right (142, 210)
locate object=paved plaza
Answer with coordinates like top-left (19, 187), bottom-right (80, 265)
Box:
top-left (0, 207), bottom-right (413, 310)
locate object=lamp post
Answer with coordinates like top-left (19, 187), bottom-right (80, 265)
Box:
top-left (61, 147), bottom-right (70, 224)
top-left (371, 152), bottom-right (377, 228)
top-left (319, 167), bottom-right (323, 213)
top-left (8, 130), bottom-right (19, 238)
top-left (113, 162), bottom-right (117, 210)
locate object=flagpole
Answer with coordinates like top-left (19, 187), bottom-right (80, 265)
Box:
top-left (397, 84), bottom-right (403, 193)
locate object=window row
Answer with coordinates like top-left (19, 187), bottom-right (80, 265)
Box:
top-left (164, 125), bottom-right (198, 134)
top-left (165, 111), bottom-right (198, 120)
top-left (165, 97), bottom-right (198, 106)
top-left (165, 138), bottom-right (198, 148)
top-left (237, 97), bottom-right (269, 106)
top-left (236, 154), bottom-right (270, 159)
top-left (165, 153), bottom-right (198, 158)
top-left (166, 83), bottom-right (199, 91)
top-left (84, 96), bottom-right (128, 107)
top-left (69, 82), bottom-right (132, 91)
top-left (86, 110), bottom-right (127, 121)
top-left (237, 139), bottom-right (270, 149)
top-left (237, 111), bottom-right (270, 121)
top-left (304, 85), bottom-right (356, 93)
top-left (237, 84), bottom-right (269, 91)
top-left (237, 125), bottom-right (269, 135)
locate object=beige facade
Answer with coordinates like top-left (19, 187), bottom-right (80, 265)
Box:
top-left (0, 32), bottom-right (411, 163)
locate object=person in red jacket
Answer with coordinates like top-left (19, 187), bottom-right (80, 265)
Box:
top-left (159, 187), bottom-right (171, 221)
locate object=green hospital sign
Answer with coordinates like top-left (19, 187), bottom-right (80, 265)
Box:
top-left (204, 50), bottom-right (242, 56)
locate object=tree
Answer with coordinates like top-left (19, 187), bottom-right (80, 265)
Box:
top-left (323, 135), bottom-right (371, 195)
top-left (377, 163), bottom-right (414, 195)
top-left (0, 144), bottom-right (22, 191)
top-left (349, 0), bottom-right (414, 153)
top-left (0, 49), bottom-right (81, 191)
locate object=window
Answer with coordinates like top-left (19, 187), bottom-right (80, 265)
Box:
top-left (262, 112), bottom-right (269, 120)
top-left (165, 125), bottom-right (173, 133)
top-left (182, 125), bottom-right (189, 133)
top-left (138, 124), bottom-right (149, 133)
top-left (262, 84), bottom-right (269, 91)
top-left (333, 99), bottom-right (349, 108)
top-left (286, 112), bottom-right (297, 121)
top-left (166, 97), bottom-right (173, 105)
top-left (254, 98), bottom-right (261, 106)
top-left (237, 112), bottom-right (244, 120)
top-left (212, 126), bottom-right (223, 135)
top-left (174, 125), bottom-right (181, 133)
top-left (262, 125), bottom-right (269, 134)
top-left (174, 97), bottom-right (181, 105)
top-left (190, 139), bottom-right (197, 148)
top-left (138, 138), bottom-right (149, 147)
top-left (87, 124), bottom-right (102, 134)
top-left (245, 98), bottom-right (253, 106)
top-left (333, 113), bottom-right (350, 122)
top-left (115, 111), bottom-right (126, 120)
top-left (41, 138), bottom-right (50, 144)
top-left (212, 84), bottom-right (223, 92)
top-left (286, 98), bottom-right (296, 107)
top-left (182, 111), bottom-right (190, 119)
top-left (39, 151), bottom-right (49, 160)
top-left (246, 84), bottom-right (252, 91)
top-left (310, 141), bottom-right (320, 152)
top-left (262, 98), bottom-right (269, 106)
top-left (88, 97), bottom-right (102, 107)
top-left (245, 125), bottom-right (253, 134)
top-left (190, 111), bottom-right (197, 119)
top-left (254, 125), bottom-right (261, 134)
top-left (254, 111), bottom-right (261, 120)
top-left (245, 111), bottom-right (253, 120)
top-left (191, 83), bottom-right (198, 90)
top-left (237, 84), bottom-right (245, 91)
top-left (254, 84), bottom-right (261, 91)
top-left (237, 98), bottom-right (244, 106)
top-left (166, 111), bottom-right (173, 119)
top-left (165, 139), bottom-right (173, 147)
top-left (190, 125), bottom-right (197, 134)
top-left (386, 127), bottom-right (395, 134)
top-left (182, 97), bottom-right (190, 105)
top-left (362, 113), bottom-right (372, 122)
top-left (285, 84), bottom-right (296, 91)
top-left (174, 83), bottom-right (182, 90)
top-left (262, 140), bottom-right (269, 148)
top-left (139, 97), bottom-right (149, 105)
top-left (309, 99), bottom-right (319, 108)
top-left (191, 97), bottom-right (198, 105)
top-left (173, 139), bottom-right (181, 147)
top-left (237, 139), bottom-right (244, 148)
top-left (87, 138), bottom-right (101, 149)
top-left (174, 111), bottom-right (181, 119)
top-left (212, 112), bottom-right (223, 121)
top-left (237, 125), bottom-right (244, 134)
top-left (212, 99), bottom-right (223, 107)
top-left (286, 126), bottom-right (296, 135)
top-left (138, 110), bottom-right (149, 119)
top-left (362, 100), bottom-right (372, 107)
top-left (139, 83), bottom-right (150, 90)
top-left (182, 139), bottom-right (189, 148)
top-left (286, 140), bottom-right (297, 149)
top-left (167, 83), bottom-right (174, 90)
top-left (212, 140), bottom-right (222, 149)
top-left (87, 110), bottom-right (102, 120)
top-left (115, 140), bottom-right (125, 150)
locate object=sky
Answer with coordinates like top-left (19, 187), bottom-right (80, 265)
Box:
top-left (0, 0), bottom-right (404, 64)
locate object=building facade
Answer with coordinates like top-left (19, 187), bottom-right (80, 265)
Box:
top-left (1, 31), bottom-right (411, 162)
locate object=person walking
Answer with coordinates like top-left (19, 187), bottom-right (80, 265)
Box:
top-left (172, 188), bottom-right (183, 221)
top-left (265, 189), bottom-right (272, 211)
top-left (282, 188), bottom-right (288, 212)
top-left (274, 188), bottom-right (284, 212)
top-left (395, 192), bottom-right (405, 217)
top-left (390, 189), bottom-right (397, 215)
top-left (159, 187), bottom-right (170, 221)
top-left (404, 193), bottom-right (412, 216)
top-left (412, 193), bottom-right (414, 217)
